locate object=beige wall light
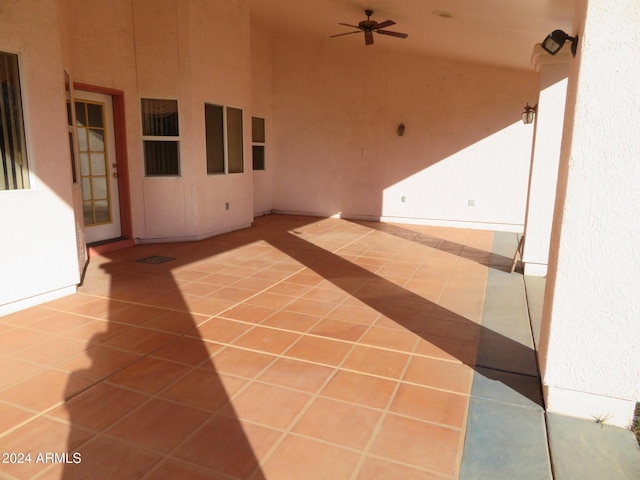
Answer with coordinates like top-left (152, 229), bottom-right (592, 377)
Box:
top-left (522, 103), bottom-right (537, 124)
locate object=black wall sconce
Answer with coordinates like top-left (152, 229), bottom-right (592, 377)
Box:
top-left (397, 123), bottom-right (405, 136)
top-left (522, 103), bottom-right (537, 124)
top-left (542, 30), bottom-right (578, 56)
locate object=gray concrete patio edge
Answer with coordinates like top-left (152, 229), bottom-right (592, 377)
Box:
top-left (459, 231), bottom-right (552, 479)
top-left (460, 231), bottom-right (640, 479)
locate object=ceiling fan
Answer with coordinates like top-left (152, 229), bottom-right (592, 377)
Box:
top-left (330, 9), bottom-right (408, 46)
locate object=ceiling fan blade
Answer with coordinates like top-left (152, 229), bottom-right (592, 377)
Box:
top-left (365, 30), bottom-right (374, 45)
top-left (338, 22), bottom-right (361, 29)
top-left (330, 30), bottom-right (361, 38)
top-left (376, 29), bottom-right (408, 39)
top-left (374, 20), bottom-right (395, 29)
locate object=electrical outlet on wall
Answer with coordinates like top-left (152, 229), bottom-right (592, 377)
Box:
top-left (225, 202), bottom-right (230, 210)
top-left (401, 196), bottom-right (406, 203)
top-left (468, 199), bottom-right (475, 206)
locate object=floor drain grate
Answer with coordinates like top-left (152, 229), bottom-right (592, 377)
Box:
top-left (135, 255), bottom-right (176, 265)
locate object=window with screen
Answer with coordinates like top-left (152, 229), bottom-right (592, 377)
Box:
top-left (252, 117), bottom-right (265, 171)
top-left (0, 51), bottom-right (29, 190)
top-left (205, 103), bottom-right (244, 175)
top-left (141, 98), bottom-right (180, 176)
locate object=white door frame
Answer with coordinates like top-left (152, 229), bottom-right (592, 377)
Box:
top-left (75, 90), bottom-right (122, 244)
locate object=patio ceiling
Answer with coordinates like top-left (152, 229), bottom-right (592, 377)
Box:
top-left (240, 0), bottom-right (575, 70)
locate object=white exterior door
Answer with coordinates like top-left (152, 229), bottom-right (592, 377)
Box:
top-left (75, 91), bottom-right (121, 244)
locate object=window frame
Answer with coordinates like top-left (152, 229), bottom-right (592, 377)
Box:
top-left (251, 116), bottom-right (266, 171)
top-left (205, 102), bottom-right (244, 176)
top-left (141, 98), bottom-right (181, 177)
top-left (64, 70), bottom-right (78, 185)
top-left (0, 50), bottom-right (30, 191)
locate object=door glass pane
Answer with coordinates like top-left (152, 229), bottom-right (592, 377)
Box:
top-left (92, 177), bottom-right (108, 199)
top-left (90, 153), bottom-right (106, 175)
top-left (87, 103), bottom-right (104, 127)
top-left (77, 128), bottom-right (88, 152)
top-left (89, 128), bottom-right (104, 151)
top-left (94, 200), bottom-right (110, 223)
top-left (79, 153), bottom-right (90, 176)
top-left (82, 202), bottom-right (93, 224)
top-left (75, 102), bottom-right (87, 127)
top-left (81, 178), bottom-right (91, 200)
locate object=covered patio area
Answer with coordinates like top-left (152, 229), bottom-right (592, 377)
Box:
top-left (0, 215), bottom-right (637, 479)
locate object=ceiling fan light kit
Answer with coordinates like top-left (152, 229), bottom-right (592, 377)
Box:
top-left (330, 9), bottom-right (408, 46)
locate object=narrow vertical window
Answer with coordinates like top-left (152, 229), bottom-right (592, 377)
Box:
top-left (252, 117), bottom-right (265, 171)
top-left (227, 107), bottom-right (243, 174)
top-left (0, 51), bottom-right (29, 190)
top-left (205, 103), bottom-right (244, 175)
top-left (141, 98), bottom-right (180, 176)
top-left (205, 103), bottom-right (224, 174)
top-left (65, 71), bottom-right (77, 184)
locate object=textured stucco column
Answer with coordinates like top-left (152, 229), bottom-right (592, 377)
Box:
top-left (521, 48), bottom-right (570, 277)
top-left (539, 0), bottom-right (640, 428)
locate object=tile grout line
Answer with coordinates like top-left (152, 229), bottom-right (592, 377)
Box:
top-left (1, 218), bottom-right (498, 479)
top-left (0, 251), bottom-right (310, 442)
top-left (452, 230), bottom-right (490, 479)
top-left (89, 229), bottom-right (369, 477)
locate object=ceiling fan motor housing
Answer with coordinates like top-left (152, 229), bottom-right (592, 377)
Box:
top-left (359, 20), bottom-right (377, 31)
top-left (330, 9), bottom-right (408, 45)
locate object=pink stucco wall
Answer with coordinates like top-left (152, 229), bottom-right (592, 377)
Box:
top-left (63, 0), bottom-right (542, 239)
top-left (540, 0), bottom-right (640, 427)
top-left (269, 37), bottom-right (540, 230)
top-left (251, 22), bottom-right (275, 216)
top-left (0, 0), bottom-right (81, 313)
top-left (1, 0), bottom-right (543, 311)
top-left (64, 0), bottom-right (255, 242)
top-left (522, 57), bottom-right (569, 276)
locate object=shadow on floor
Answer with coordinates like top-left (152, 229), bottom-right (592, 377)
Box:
top-left (347, 219), bottom-right (515, 272)
top-left (257, 217), bottom-right (542, 406)
top-left (58, 214), bottom-right (542, 478)
top-left (60, 247), bottom-right (267, 479)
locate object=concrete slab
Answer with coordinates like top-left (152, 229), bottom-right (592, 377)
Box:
top-left (462, 231), bottom-right (640, 480)
top-left (460, 397), bottom-right (552, 480)
top-left (473, 366), bottom-right (544, 410)
top-left (490, 231), bottom-right (520, 262)
top-left (477, 268), bottom-right (538, 377)
top-left (461, 232), bottom-right (551, 479)
top-left (546, 413), bottom-right (640, 479)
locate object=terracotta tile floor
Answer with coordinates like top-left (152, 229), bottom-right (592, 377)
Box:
top-left (0, 214), bottom-right (506, 480)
